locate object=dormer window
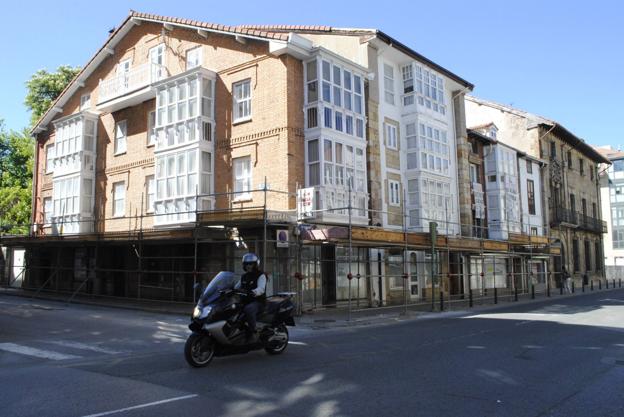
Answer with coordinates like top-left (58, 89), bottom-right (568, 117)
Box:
top-left (488, 126), bottom-right (497, 139)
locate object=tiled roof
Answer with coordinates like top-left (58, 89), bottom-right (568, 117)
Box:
top-left (131, 11), bottom-right (290, 41)
top-left (593, 146), bottom-right (624, 161)
top-left (237, 24), bottom-right (334, 33)
top-left (32, 11), bottom-right (292, 133)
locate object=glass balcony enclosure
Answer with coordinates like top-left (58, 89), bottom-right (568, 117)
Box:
top-left (152, 67), bottom-right (216, 225)
top-left (303, 55), bottom-right (368, 225)
top-left (97, 62), bottom-right (169, 111)
top-left (48, 112), bottom-right (99, 234)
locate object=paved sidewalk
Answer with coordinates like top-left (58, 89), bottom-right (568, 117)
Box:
top-left (2, 285), bottom-right (624, 331)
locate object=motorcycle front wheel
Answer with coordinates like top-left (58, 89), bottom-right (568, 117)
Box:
top-left (264, 324), bottom-right (289, 355)
top-left (184, 333), bottom-right (215, 367)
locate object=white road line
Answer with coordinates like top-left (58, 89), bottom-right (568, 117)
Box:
top-left (0, 343), bottom-right (81, 360)
top-left (46, 340), bottom-right (122, 355)
top-left (288, 341), bottom-right (308, 346)
top-left (81, 394), bottom-right (198, 417)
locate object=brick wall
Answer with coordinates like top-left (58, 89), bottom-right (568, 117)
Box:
top-left (34, 22), bottom-right (305, 234)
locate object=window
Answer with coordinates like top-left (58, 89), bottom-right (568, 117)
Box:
top-left (527, 180), bottom-right (536, 215)
top-left (470, 164), bottom-right (479, 183)
top-left (233, 157), bottom-right (252, 200)
top-left (579, 158), bottom-right (584, 176)
top-left (590, 165), bottom-right (594, 181)
top-left (186, 47), bottom-right (202, 70)
top-left (306, 60), bottom-right (318, 103)
top-left (46, 144), bottom-right (55, 173)
top-left (114, 120), bottom-right (127, 155)
top-left (149, 44), bottom-right (165, 80)
top-left (567, 151), bottom-right (572, 169)
top-left (406, 123), bottom-right (418, 169)
top-left (146, 176), bottom-right (155, 213)
top-left (113, 182), bottom-right (125, 217)
top-left (389, 180), bottom-right (401, 206)
top-left (419, 123), bottom-right (449, 175)
top-left (43, 197), bottom-right (52, 225)
top-left (383, 64), bottom-right (394, 105)
top-left (409, 66), bottom-right (446, 114)
top-left (550, 142), bottom-right (557, 159)
top-left (584, 240), bottom-right (591, 271)
top-left (595, 242), bottom-right (602, 270)
top-left (147, 111), bottom-right (156, 146)
top-left (573, 239), bottom-right (580, 272)
top-left (80, 94), bottom-right (91, 111)
top-left (526, 160), bottom-right (533, 174)
top-left (307, 139), bottom-right (320, 186)
top-left (233, 79), bottom-right (251, 122)
top-left (401, 64), bottom-right (414, 106)
top-left (385, 123), bottom-right (398, 149)
top-left (531, 227), bottom-right (538, 236)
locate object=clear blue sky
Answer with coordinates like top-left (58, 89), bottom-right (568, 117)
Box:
top-left (1, 0), bottom-right (622, 148)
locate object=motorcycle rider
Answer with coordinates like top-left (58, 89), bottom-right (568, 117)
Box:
top-left (235, 253), bottom-right (267, 342)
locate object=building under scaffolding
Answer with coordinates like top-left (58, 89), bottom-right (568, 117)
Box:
top-left (1, 185), bottom-right (560, 312)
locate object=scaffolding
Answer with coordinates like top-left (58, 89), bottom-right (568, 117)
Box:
top-left (0, 182), bottom-right (609, 316)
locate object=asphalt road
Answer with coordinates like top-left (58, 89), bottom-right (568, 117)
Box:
top-left (1, 290), bottom-right (624, 417)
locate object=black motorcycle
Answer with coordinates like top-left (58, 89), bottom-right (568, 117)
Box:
top-left (185, 271), bottom-right (296, 368)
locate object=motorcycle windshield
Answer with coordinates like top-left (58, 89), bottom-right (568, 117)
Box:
top-left (198, 271), bottom-right (238, 305)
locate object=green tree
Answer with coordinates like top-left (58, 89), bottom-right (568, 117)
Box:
top-left (0, 121), bottom-right (34, 235)
top-left (24, 65), bottom-right (81, 126)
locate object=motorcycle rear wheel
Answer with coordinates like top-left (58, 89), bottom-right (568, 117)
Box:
top-left (184, 333), bottom-right (215, 367)
top-left (264, 324), bottom-right (289, 355)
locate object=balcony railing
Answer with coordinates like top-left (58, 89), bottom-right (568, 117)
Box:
top-left (550, 207), bottom-right (607, 233)
top-left (98, 63), bottom-right (168, 104)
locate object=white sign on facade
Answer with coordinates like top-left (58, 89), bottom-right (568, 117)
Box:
top-left (276, 229), bottom-right (289, 248)
top-left (297, 187), bottom-right (315, 220)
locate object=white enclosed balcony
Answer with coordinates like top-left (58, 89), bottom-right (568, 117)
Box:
top-left (97, 63), bottom-right (168, 112)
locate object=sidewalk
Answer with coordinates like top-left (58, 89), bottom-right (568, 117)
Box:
top-left (2, 285), bottom-right (623, 331)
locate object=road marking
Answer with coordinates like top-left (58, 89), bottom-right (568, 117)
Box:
top-left (466, 345), bottom-right (486, 349)
top-left (288, 341), bottom-right (308, 346)
top-left (46, 340), bottom-right (122, 355)
top-left (0, 343), bottom-right (81, 360)
top-left (81, 394), bottom-right (198, 417)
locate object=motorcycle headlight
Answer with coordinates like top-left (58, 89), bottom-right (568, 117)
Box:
top-left (193, 306), bottom-right (212, 319)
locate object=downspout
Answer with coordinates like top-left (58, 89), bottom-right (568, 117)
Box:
top-left (30, 134), bottom-right (39, 237)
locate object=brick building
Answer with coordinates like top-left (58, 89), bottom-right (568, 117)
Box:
top-left (2, 12), bottom-right (594, 308)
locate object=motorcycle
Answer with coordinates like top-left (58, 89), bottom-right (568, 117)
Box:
top-left (184, 271), bottom-right (296, 368)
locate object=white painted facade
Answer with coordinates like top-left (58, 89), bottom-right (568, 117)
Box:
top-left (303, 49), bottom-right (369, 225)
top-left (375, 48), bottom-right (461, 235)
top-left (600, 152), bottom-right (624, 266)
top-left (518, 156), bottom-right (545, 236)
top-left (484, 142), bottom-right (521, 240)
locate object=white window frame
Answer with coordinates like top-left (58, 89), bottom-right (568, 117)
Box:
top-left (146, 175), bottom-right (155, 213)
top-left (233, 156), bottom-right (252, 201)
top-left (114, 120), bottom-right (127, 155)
top-left (385, 123), bottom-right (398, 150)
top-left (389, 180), bottom-right (401, 206)
top-left (383, 64), bottom-right (395, 105)
top-left (149, 44), bottom-right (165, 81)
top-left (113, 181), bottom-right (126, 218)
top-left (80, 94), bottom-right (91, 111)
top-left (46, 144), bottom-right (55, 173)
top-left (233, 79), bottom-right (252, 123)
top-left (186, 46), bottom-right (202, 70)
top-left (147, 111), bottom-right (156, 147)
top-left (43, 197), bottom-right (52, 225)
